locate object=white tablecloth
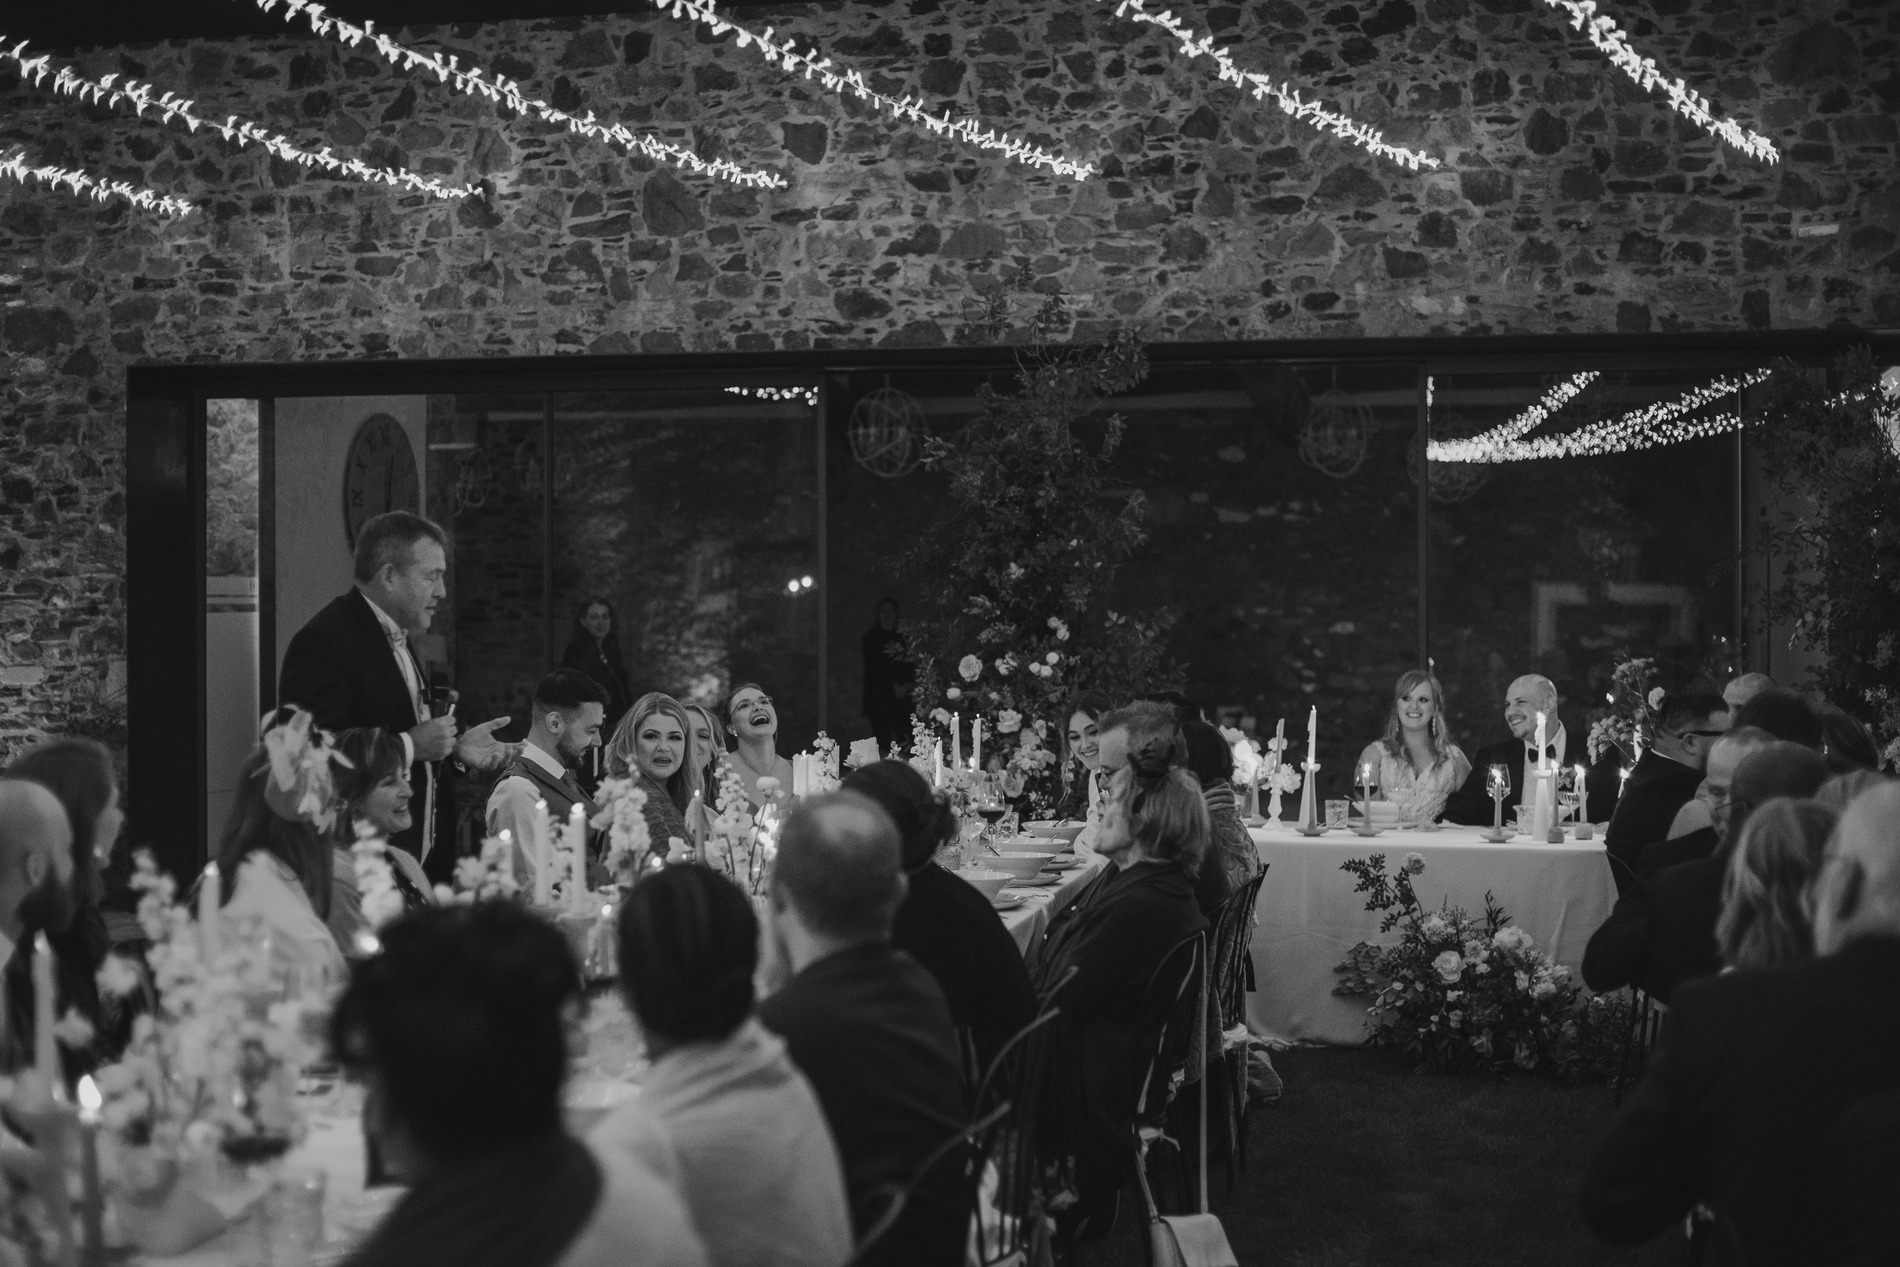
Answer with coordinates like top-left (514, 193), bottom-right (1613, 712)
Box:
top-left (996, 853), bottom-right (1108, 967)
top-left (1245, 821), bottom-right (1618, 1046)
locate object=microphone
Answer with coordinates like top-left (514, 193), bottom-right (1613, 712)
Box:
top-left (428, 668), bottom-right (457, 719)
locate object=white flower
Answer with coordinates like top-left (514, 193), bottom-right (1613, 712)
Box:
top-left (1402, 852), bottom-right (1426, 875)
top-left (1491, 926), bottom-right (1535, 953)
top-left (1432, 950), bottom-right (1464, 983)
top-left (1420, 915), bottom-right (1450, 941)
top-left (1515, 970), bottom-right (1531, 992)
top-left (1005, 562), bottom-right (1025, 581)
top-left (930, 707), bottom-right (952, 726)
top-left (1045, 651), bottom-right (1060, 665)
top-left (946, 686), bottom-right (963, 700)
top-left (1047, 616), bottom-right (1070, 641)
top-left (1532, 980), bottom-right (1558, 1000)
top-left (994, 655), bottom-right (1017, 675)
top-left (1647, 686), bottom-right (1666, 711)
top-left (958, 654), bottom-right (983, 682)
top-left (97, 954), bottom-right (143, 999)
top-left (53, 1010), bottom-right (95, 1051)
top-left (997, 709), bottom-right (1023, 734)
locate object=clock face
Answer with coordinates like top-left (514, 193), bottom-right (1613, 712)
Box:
top-left (343, 414), bottom-right (421, 548)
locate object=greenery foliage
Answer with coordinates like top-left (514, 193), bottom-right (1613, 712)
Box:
top-left (1333, 854), bottom-right (1630, 1081)
top-left (1754, 349), bottom-right (1900, 762)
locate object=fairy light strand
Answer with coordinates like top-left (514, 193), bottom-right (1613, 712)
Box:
top-left (1537, 0), bottom-right (1778, 163)
top-left (2, 39), bottom-right (474, 200)
top-left (726, 386), bottom-right (819, 406)
top-left (250, 0), bottom-right (786, 189)
top-left (1430, 372), bottom-right (1598, 461)
top-left (1108, 0), bottom-right (1439, 171)
top-left (1, 148), bottom-right (194, 218)
top-left (1434, 370), bottom-right (1771, 463)
top-left (652, 0), bottom-right (1096, 181)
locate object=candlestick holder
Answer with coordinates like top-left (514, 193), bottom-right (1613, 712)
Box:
top-left (1296, 762), bottom-right (1326, 836)
top-left (1482, 793), bottom-right (1511, 843)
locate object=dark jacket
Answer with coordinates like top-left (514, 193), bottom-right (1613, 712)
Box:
top-left (1581, 854), bottom-right (1724, 1002)
top-left (890, 862), bottom-right (1037, 1076)
top-left (559, 636), bottom-right (631, 731)
top-left (1443, 732), bottom-right (1621, 828)
top-left (1636, 826), bottom-right (1717, 881)
top-left (1603, 750), bottom-right (1704, 892)
top-left (758, 942), bottom-right (965, 1267)
top-left (1581, 936), bottom-right (1900, 1266)
top-left (280, 590), bottom-right (442, 868)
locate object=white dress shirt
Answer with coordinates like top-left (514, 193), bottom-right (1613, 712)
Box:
top-left (487, 741), bottom-right (568, 888)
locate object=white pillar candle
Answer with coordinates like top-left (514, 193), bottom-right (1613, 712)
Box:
top-left (972, 718), bottom-right (982, 770)
top-left (1575, 764), bottom-right (1589, 824)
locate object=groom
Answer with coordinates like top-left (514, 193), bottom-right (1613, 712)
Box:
top-left (279, 511), bottom-right (515, 880)
top-left (1443, 674), bottom-right (1614, 828)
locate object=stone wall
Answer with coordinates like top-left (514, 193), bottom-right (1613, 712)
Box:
top-left (1, 0), bottom-right (1892, 758)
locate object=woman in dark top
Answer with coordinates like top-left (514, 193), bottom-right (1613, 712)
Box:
top-left (860, 599), bottom-right (914, 756)
top-left (842, 760), bottom-right (1037, 1076)
top-left (1034, 761), bottom-right (1209, 1240)
top-left (560, 597), bottom-right (632, 784)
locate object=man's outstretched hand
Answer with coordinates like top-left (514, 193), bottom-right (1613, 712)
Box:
top-left (454, 716), bottom-right (521, 772)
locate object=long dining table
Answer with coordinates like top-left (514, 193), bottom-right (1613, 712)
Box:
top-left (1245, 819), bottom-right (1620, 1046)
top-left (993, 851), bottom-right (1110, 967)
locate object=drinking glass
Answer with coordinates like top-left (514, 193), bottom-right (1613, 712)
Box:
top-left (1324, 799), bottom-right (1350, 828)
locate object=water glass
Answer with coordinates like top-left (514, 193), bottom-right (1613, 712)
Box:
top-left (278, 1168), bottom-right (327, 1266)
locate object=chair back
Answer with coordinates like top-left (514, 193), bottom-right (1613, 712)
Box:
top-left (1133, 932), bottom-right (1207, 1127)
top-left (848, 1103), bottom-right (1011, 1267)
top-left (1209, 868), bottom-right (1267, 1032)
top-left (969, 998), bottom-right (1066, 1264)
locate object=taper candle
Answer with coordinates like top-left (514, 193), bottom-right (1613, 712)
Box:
top-left (531, 800), bottom-right (552, 906)
top-left (972, 717), bottom-right (982, 770)
top-left (199, 860), bottom-right (220, 959)
top-left (1534, 711), bottom-right (1547, 770)
top-left (77, 1075), bottom-right (104, 1267)
top-left (32, 933), bottom-right (56, 1083)
top-left (1575, 764), bottom-right (1589, 824)
top-left (567, 803), bottom-right (588, 912)
top-left (1306, 706), bottom-right (1317, 767)
top-left (952, 717), bottom-right (962, 771)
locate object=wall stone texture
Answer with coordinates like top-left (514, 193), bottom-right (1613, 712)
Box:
top-left (1, 0), bottom-right (1894, 749)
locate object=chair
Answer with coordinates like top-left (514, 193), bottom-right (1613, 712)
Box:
top-left (1128, 932), bottom-right (1208, 1223)
top-left (844, 1102), bottom-right (1012, 1267)
top-left (1207, 868), bottom-right (1268, 1183)
top-left (969, 988), bottom-right (1069, 1265)
top-left (1612, 988), bottom-right (1667, 1107)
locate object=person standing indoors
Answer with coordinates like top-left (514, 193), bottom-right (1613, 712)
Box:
top-left (860, 599), bottom-right (914, 757)
top-left (279, 512), bottom-right (515, 882)
top-left (725, 684), bottom-right (794, 811)
top-left (1354, 670), bottom-right (1471, 825)
top-left (561, 598), bottom-right (632, 787)
top-left (488, 671), bottom-right (610, 891)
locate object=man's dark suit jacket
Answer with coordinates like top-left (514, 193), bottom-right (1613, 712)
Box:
top-left (1442, 730), bottom-right (1621, 828)
top-left (279, 589), bottom-right (441, 866)
top-left (891, 861), bottom-right (1037, 1076)
top-left (758, 942), bottom-right (966, 1267)
top-left (1603, 750), bottom-right (1703, 891)
top-left (1581, 852), bottom-right (1723, 1002)
top-left (1636, 825), bottom-right (1716, 880)
top-left (1581, 936), bottom-right (1900, 1265)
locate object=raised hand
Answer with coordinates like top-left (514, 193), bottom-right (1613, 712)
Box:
top-left (454, 716), bottom-right (521, 772)
top-left (407, 714), bottom-right (459, 763)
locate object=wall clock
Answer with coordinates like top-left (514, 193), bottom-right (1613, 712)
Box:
top-left (343, 413), bottom-right (421, 548)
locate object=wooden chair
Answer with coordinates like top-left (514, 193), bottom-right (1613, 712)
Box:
top-left (845, 1103), bottom-right (1011, 1267)
top-left (1207, 868), bottom-right (1268, 1183)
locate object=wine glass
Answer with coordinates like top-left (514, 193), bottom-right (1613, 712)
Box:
top-left (1558, 767), bottom-right (1582, 828)
top-left (973, 775), bottom-right (1007, 851)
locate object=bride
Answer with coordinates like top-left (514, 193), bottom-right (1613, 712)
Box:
top-left (1355, 670), bottom-right (1471, 824)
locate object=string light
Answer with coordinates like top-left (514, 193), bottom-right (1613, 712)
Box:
top-left (726, 386), bottom-right (819, 406)
top-left (1537, 0), bottom-right (1778, 163)
top-left (1429, 372), bottom-right (1597, 461)
top-left (1434, 369), bottom-right (1771, 463)
top-left (1, 147), bottom-right (193, 218)
top-left (250, 0), bottom-right (786, 189)
top-left (652, 0), bottom-right (1096, 181)
top-left (1107, 0), bottom-right (1439, 171)
top-left (2, 39), bottom-right (475, 200)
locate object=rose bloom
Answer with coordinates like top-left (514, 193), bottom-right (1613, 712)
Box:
top-left (997, 709), bottom-right (1023, 734)
top-left (1492, 926), bottom-right (1535, 953)
top-left (958, 655), bottom-right (983, 682)
top-left (946, 686), bottom-right (963, 700)
top-left (1432, 950), bottom-right (1464, 983)
top-left (1403, 852), bottom-right (1426, 875)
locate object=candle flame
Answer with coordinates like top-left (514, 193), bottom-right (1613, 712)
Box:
top-left (77, 1075), bottom-right (102, 1113)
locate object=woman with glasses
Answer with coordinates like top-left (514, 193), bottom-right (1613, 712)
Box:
top-left (726, 682), bottom-right (794, 810)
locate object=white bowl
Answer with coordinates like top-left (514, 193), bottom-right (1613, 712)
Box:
top-left (955, 869), bottom-right (1013, 900)
top-left (988, 850), bottom-right (1056, 880)
top-left (1024, 821), bottom-right (1085, 847)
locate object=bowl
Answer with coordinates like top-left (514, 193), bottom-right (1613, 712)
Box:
top-left (988, 850), bottom-right (1056, 880)
top-left (955, 868), bottom-right (1013, 900)
top-left (1024, 821), bottom-right (1085, 847)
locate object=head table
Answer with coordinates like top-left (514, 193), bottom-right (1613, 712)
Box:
top-left (1246, 819), bottom-right (1619, 1046)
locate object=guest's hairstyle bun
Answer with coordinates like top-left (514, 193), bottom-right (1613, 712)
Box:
top-left (616, 865), bottom-right (758, 1045)
top-left (843, 759), bottom-right (956, 872)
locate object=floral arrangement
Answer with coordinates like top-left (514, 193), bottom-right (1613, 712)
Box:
top-left (258, 707), bottom-right (351, 831)
top-left (1586, 656), bottom-right (1661, 765)
top-left (590, 777), bottom-right (658, 885)
top-left (703, 763), bottom-right (776, 897)
top-left (1331, 854), bottom-right (1624, 1079)
top-left (447, 835), bottom-right (520, 904)
top-left (346, 825), bottom-right (405, 952)
top-left (89, 852), bottom-right (324, 1188)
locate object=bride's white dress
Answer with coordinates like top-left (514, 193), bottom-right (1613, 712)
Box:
top-left (1375, 746), bottom-right (1469, 823)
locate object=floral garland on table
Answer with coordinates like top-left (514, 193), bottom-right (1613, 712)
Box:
top-left (1331, 854), bottom-right (1626, 1079)
top-left (1586, 656), bottom-right (1661, 766)
top-left (1, 148), bottom-right (194, 218)
top-left (88, 853), bottom-right (325, 1208)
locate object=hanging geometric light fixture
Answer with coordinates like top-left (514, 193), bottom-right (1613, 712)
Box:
top-left (1298, 378), bottom-right (1370, 479)
top-left (848, 384), bottom-right (929, 478)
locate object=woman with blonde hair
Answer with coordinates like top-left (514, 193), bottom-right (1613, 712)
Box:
top-left (605, 692), bottom-right (697, 849)
top-left (1716, 798), bottom-right (1839, 970)
top-left (1356, 669), bottom-right (1471, 823)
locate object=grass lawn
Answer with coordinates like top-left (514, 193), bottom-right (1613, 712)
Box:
top-left (1085, 1047), bottom-right (1682, 1266)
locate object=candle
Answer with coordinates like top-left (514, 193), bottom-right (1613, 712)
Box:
top-left (1619, 766), bottom-right (1631, 800)
top-left (568, 803), bottom-right (588, 912)
top-left (32, 933), bottom-right (56, 1083)
top-left (1305, 706), bottom-right (1317, 768)
top-left (1534, 711), bottom-right (1547, 771)
top-left (933, 739), bottom-right (944, 788)
top-left (952, 716), bottom-right (962, 771)
top-left (1575, 764), bottom-right (1589, 824)
top-left (688, 791), bottom-right (704, 851)
top-left (972, 718), bottom-right (982, 770)
top-left (199, 860), bottom-right (220, 960)
top-left (77, 1075), bottom-right (104, 1267)
top-left (1360, 763), bottom-right (1373, 827)
top-left (531, 800), bottom-right (552, 907)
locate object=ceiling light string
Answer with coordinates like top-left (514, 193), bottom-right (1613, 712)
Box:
top-left (1432, 369), bottom-right (1771, 463)
top-left (1430, 371), bottom-right (1598, 461)
top-left (2, 38), bottom-right (474, 200)
top-left (651, 0), bottom-right (1096, 181)
top-left (250, 0), bottom-right (786, 189)
top-left (1106, 0), bottom-right (1439, 171)
top-left (1, 146), bottom-right (195, 217)
top-left (1536, 0), bottom-right (1778, 163)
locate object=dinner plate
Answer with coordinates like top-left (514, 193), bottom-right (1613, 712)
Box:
top-left (1042, 857), bottom-right (1086, 871)
top-left (1011, 874), bottom-right (1060, 887)
top-left (990, 895), bottom-right (1026, 911)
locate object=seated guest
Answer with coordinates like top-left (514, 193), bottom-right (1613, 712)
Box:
top-left (1096, 704), bottom-right (1228, 914)
top-left (684, 702), bottom-right (729, 797)
top-left (5, 739), bottom-right (129, 1078)
top-left (1600, 688), bottom-right (1729, 890)
top-left (329, 729), bottom-right (437, 952)
top-left (214, 729), bottom-right (346, 989)
top-left (756, 794), bottom-right (965, 1267)
top-left (1817, 770), bottom-right (1888, 812)
top-left (1354, 670), bottom-right (1471, 825)
top-left (1715, 798), bottom-right (1839, 971)
top-left (1053, 690), bottom-right (1113, 824)
top-left (1183, 721), bottom-right (1264, 891)
top-left (724, 683), bottom-right (794, 810)
top-left (1583, 739), bottom-right (1829, 1001)
top-left (591, 866), bottom-right (852, 1267)
top-left (0, 779), bottom-right (78, 1075)
top-left (1634, 726), bottom-right (1776, 880)
top-left (1820, 705), bottom-right (1881, 775)
top-left (331, 902), bottom-right (707, 1267)
top-left (844, 760), bottom-right (1036, 1075)
top-left (1729, 687), bottom-right (1823, 749)
top-left (1035, 762), bottom-right (1211, 1240)
top-left (1443, 674), bottom-right (1577, 828)
top-left (604, 693), bottom-right (696, 848)
top-left (1580, 782), bottom-right (1900, 1264)
top-left (1721, 671), bottom-right (1776, 713)
top-left (489, 671), bottom-right (609, 887)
